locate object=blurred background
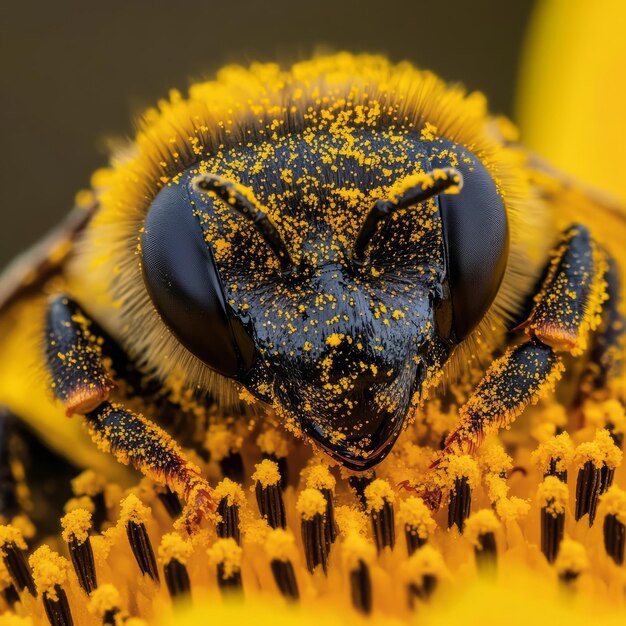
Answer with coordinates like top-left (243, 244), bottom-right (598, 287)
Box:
top-left (1, 0), bottom-right (587, 272)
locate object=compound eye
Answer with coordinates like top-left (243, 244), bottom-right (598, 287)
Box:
top-left (434, 144), bottom-right (509, 342)
top-left (141, 179), bottom-right (256, 378)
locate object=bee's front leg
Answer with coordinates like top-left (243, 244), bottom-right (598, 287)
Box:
top-left (45, 295), bottom-right (216, 532)
top-left (436, 224), bottom-right (607, 464)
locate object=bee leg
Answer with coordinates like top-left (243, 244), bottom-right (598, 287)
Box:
top-left (437, 224), bottom-right (606, 461)
top-left (586, 254), bottom-right (625, 394)
top-left (45, 294), bottom-right (216, 532)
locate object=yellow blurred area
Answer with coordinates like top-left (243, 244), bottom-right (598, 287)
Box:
top-left (518, 0), bottom-right (626, 202)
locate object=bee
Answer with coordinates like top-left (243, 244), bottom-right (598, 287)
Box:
top-left (0, 54), bottom-right (624, 531)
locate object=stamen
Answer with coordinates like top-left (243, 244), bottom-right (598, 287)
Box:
top-left (71, 470), bottom-right (108, 532)
top-left (305, 465), bottom-right (338, 547)
top-left (120, 495), bottom-right (159, 582)
top-left (555, 539), bottom-right (588, 587)
top-left (398, 497), bottom-right (436, 556)
top-left (215, 479), bottom-right (246, 544)
top-left (347, 471), bottom-right (376, 509)
top-left (600, 485), bottom-right (626, 564)
top-left (208, 538), bottom-right (243, 592)
top-left (0, 561), bottom-right (19, 608)
top-left (465, 510), bottom-right (500, 575)
top-left (574, 430), bottom-right (622, 526)
top-left (156, 485), bottom-right (183, 519)
top-left (448, 477), bottom-right (471, 532)
top-left (531, 433), bottom-right (574, 483)
top-left (88, 584), bottom-right (125, 625)
top-left (538, 476), bottom-right (568, 563)
top-left (0, 525), bottom-right (36, 596)
top-left (342, 533), bottom-right (375, 614)
top-left (296, 489), bottom-right (329, 574)
top-left (444, 455), bottom-right (480, 533)
top-left (258, 428), bottom-right (290, 491)
top-left (29, 546), bottom-right (74, 626)
top-left (204, 424), bottom-right (245, 484)
top-left (158, 533), bottom-right (192, 599)
top-left (364, 479), bottom-right (396, 552)
top-left (265, 529), bottom-right (300, 601)
top-left (61, 509), bottom-right (97, 594)
top-left (402, 545), bottom-right (446, 609)
top-left (193, 173), bottom-right (293, 270)
top-left (253, 460), bottom-right (286, 529)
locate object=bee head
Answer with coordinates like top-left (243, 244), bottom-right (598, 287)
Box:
top-left (141, 131), bottom-right (508, 469)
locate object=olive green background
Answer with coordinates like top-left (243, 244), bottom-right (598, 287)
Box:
top-left (0, 0), bottom-right (534, 271)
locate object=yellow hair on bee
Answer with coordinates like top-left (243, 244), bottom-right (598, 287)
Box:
top-left (69, 53), bottom-right (552, 401)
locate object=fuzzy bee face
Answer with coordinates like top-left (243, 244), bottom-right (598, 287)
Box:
top-left (141, 126), bottom-right (506, 468)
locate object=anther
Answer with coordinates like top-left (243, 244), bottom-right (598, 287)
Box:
top-left (296, 489), bottom-right (329, 574)
top-left (253, 460), bottom-right (286, 529)
top-left (531, 433), bottom-right (574, 484)
top-left (448, 476), bottom-right (471, 532)
top-left (265, 529), bottom-right (300, 601)
top-left (156, 485), bottom-right (183, 519)
top-left (554, 539), bottom-right (588, 588)
top-left (158, 533), bottom-right (192, 600)
top-left (208, 538), bottom-right (243, 593)
top-left (574, 430), bottom-right (622, 526)
top-left (258, 428), bottom-right (290, 491)
top-left (465, 510), bottom-right (500, 575)
top-left (364, 479), bottom-right (396, 553)
top-left (403, 545), bottom-right (446, 609)
top-left (538, 476), bottom-right (568, 563)
top-left (120, 495), bottom-right (159, 583)
top-left (305, 465), bottom-right (338, 548)
top-left (71, 470), bottom-right (108, 532)
top-left (61, 509), bottom-right (97, 594)
top-left (398, 497), bottom-right (436, 556)
top-left (444, 455), bottom-right (479, 533)
top-left (29, 546), bottom-right (74, 626)
top-left (600, 485), bottom-right (626, 564)
top-left (0, 525), bottom-right (36, 596)
top-left (215, 479), bottom-right (246, 544)
top-left (342, 533), bottom-right (375, 614)
top-left (88, 584), bottom-right (125, 625)
top-left (204, 425), bottom-right (245, 484)
top-left (348, 471), bottom-right (376, 509)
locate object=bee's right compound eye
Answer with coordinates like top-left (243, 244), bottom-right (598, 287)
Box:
top-left (141, 180), bottom-right (256, 378)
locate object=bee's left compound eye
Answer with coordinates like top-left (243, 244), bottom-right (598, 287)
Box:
top-left (141, 180), bottom-right (256, 378)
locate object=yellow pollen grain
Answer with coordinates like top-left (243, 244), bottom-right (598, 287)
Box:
top-left (158, 532), bottom-right (193, 565)
top-left (554, 538), bottom-right (589, 576)
top-left (599, 485), bottom-right (626, 525)
top-left (71, 469), bottom-right (106, 497)
top-left (537, 476), bottom-right (569, 516)
top-left (118, 493), bottom-right (151, 526)
top-left (364, 479), bottom-right (395, 513)
top-left (296, 488), bottom-right (327, 520)
top-left (257, 428), bottom-right (289, 458)
top-left (88, 584), bottom-right (121, 616)
top-left (29, 545), bottom-right (70, 600)
top-left (397, 497), bottom-right (436, 540)
top-left (265, 529), bottom-right (297, 562)
top-left (0, 525), bottom-right (27, 553)
top-left (335, 505), bottom-right (369, 537)
top-left (326, 333), bottom-right (345, 347)
top-left (531, 432), bottom-right (574, 474)
top-left (341, 532), bottom-right (376, 570)
top-left (401, 544), bottom-right (447, 584)
top-left (214, 478), bottom-right (247, 507)
top-left (207, 538), bottom-right (242, 579)
top-left (304, 464), bottom-right (336, 492)
top-left (252, 459), bottom-right (282, 488)
top-left (464, 509), bottom-right (500, 548)
top-left (61, 508), bottom-right (92, 544)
